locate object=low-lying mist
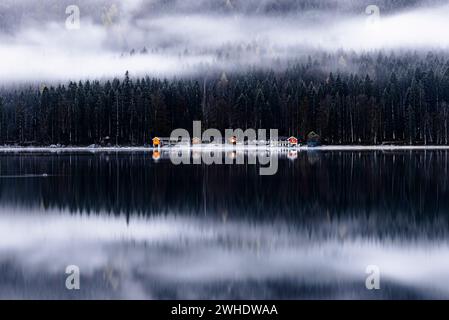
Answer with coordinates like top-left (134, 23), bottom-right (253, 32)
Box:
top-left (0, 0), bottom-right (449, 83)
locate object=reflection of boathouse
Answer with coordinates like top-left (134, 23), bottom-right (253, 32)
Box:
top-left (287, 150), bottom-right (298, 160)
top-left (152, 150), bottom-right (161, 160)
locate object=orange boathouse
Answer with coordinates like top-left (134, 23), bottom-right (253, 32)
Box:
top-left (152, 137), bottom-right (161, 148)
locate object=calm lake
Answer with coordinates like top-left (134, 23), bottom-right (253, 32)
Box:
top-left (0, 149), bottom-right (448, 299)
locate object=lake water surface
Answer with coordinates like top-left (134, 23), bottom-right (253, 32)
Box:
top-left (0, 150), bottom-right (448, 299)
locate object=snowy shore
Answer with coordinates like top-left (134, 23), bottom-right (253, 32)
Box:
top-left (1, 145), bottom-right (449, 152)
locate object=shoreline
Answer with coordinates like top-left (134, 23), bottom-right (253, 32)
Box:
top-left (0, 145), bottom-right (449, 152)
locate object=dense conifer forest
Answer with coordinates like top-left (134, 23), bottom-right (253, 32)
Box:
top-left (1, 51), bottom-right (449, 145)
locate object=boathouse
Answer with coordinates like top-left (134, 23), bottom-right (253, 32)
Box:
top-left (152, 137), bottom-right (161, 147)
top-left (228, 136), bottom-right (237, 145)
top-left (288, 136), bottom-right (298, 146)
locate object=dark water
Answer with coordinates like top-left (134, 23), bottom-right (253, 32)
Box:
top-left (0, 150), bottom-right (448, 299)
